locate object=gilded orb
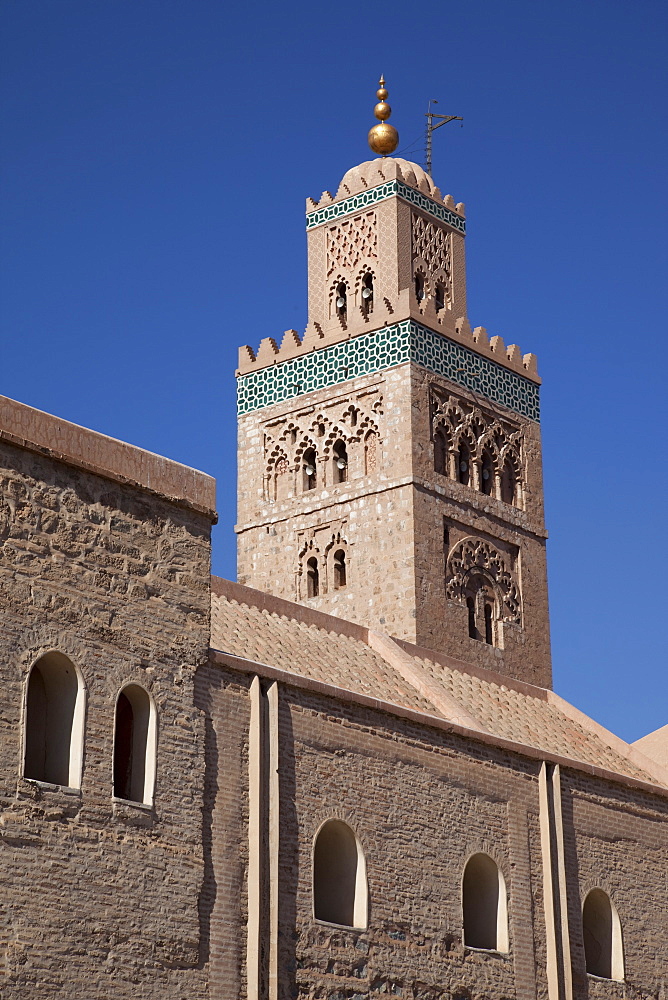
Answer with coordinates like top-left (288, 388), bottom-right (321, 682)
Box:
top-left (374, 101), bottom-right (392, 121)
top-left (368, 122), bottom-right (399, 155)
top-left (376, 86), bottom-right (388, 101)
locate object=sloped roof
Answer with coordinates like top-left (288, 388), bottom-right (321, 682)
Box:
top-left (210, 579), bottom-right (667, 790)
top-left (634, 724), bottom-right (668, 770)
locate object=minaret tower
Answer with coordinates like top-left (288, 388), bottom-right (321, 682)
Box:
top-left (236, 80), bottom-right (551, 688)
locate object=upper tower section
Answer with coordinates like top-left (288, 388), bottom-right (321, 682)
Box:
top-left (238, 79), bottom-right (539, 389)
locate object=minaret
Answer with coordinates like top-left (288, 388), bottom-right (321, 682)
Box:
top-left (236, 80), bottom-right (551, 689)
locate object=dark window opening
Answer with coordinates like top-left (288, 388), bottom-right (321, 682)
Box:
top-left (303, 448), bottom-right (317, 491)
top-left (484, 604), bottom-right (494, 645)
top-left (458, 442), bottom-right (470, 486)
top-left (481, 452), bottom-right (494, 496)
top-left (336, 283), bottom-right (347, 322)
top-left (333, 549), bottom-right (347, 589)
top-left (415, 273), bottom-right (425, 302)
top-left (307, 557), bottom-right (319, 598)
top-left (113, 684), bottom-right (153, 804)
top-left (467, 597), bottom-right (478, 640)
top-left (435, 282), bottom-right (445, 312)
top-left (24, 653), bottom-right (79, 787)
top-left (333, 440), bottom-right (348, 484)
top-left (361, 274), bottom-right (374, 315)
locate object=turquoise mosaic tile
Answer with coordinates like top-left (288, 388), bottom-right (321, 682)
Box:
top-left (237, 321), bottom-right (539, 421)
top-left (306, 180), bottom-right (466, 234)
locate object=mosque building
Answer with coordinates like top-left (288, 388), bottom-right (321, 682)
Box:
top-left (1, 80), bottom-right (666, 1000)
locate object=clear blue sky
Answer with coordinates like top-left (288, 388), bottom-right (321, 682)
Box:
top-left (1, 0), bottom-right (666, 743)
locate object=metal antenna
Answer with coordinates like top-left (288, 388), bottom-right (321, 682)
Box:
top-left (425, 100), bottom-right (463, 176)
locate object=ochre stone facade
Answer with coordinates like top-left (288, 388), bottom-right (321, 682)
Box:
top-left (1, 150), bottom-right (666, 1000)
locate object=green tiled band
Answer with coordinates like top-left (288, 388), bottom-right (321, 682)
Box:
top-left (305, 181), bottom-right (466, 234)
top-left (237, 322), bottom-right (539, 422)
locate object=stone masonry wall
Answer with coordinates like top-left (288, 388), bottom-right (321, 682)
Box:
top-left (409, 366), bottom-right (551, 688)
top-left (0, 437), bottom-right (213, 998)
top-left (278, 684), bottom-right (550, 1000)
top-left (236, 365), bottom-right (422, 641)
top-left (561, 770), bottom-right (668, 1000)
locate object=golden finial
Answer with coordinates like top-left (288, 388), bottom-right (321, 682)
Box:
top-left (368, 75), bottom-right (399, 156)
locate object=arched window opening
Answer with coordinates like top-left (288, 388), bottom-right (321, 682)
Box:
top-left (333, 550), bottom-right (347, 589)
top-left (480, 452), bottom-right (494, 496)
top-left (434, 428), bottom-right (448, 476)
top-left (435, 282), bottom-right (446, 312)
top-left (583, 889), bottom-right (624, 981)
top-left (317, 422), bottom-right (326, 437)
top-left (500, 460), bottom-right (518, 506)
top-left (302, 448), bottom-right (317, 491)
top-left (24, 652), bottom-right (84, 788)
top-left (335, 282), bottom-right (347, 322)
top-left (361, 273), bottom-right (374, 316)
top-left (467, 597), bottom-right (478, 640)
top-left (414, 272), bottom-right (425, 302)
top-left (313, 820), bottom-right (367, 929)
top-left (113, 684), bottom-right (156, 805)
top-left (462, 853), bottom-right (508, 952)
top-left (458, 442), bottom-right (470, 486)
top-left (307, 557), bottom-right (319, 598)
top-left (332, 440), bottom-right (348, 484)
top-left (484, 604), bottom-right (494, 645)
top-left (364, 431), bottom-right (378, 475)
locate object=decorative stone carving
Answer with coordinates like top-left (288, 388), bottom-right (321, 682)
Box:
top-left (327, 212), bottom-right (377, 276)
top-left (412, 213), bottom-right (451, 276)
top-left (446, 537), bottom-right (521, 623)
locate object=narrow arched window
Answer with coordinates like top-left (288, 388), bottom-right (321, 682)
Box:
top-left (302, 448), bottom-right (317, 491)
top-left (500, 459), bottom-right (517, 506)
top-left (113, 684), bottom-right (156, 805)
top-left (434, 428), bottom-right (448, 475)
top-left (335, 282), bottom-right (347, 322)
top-left (361, 273), bottom-right (374, 316)
top-left (467, 596), bottom-right (477, 640)
top-left (582, 889), bottom-right (624, 980)
top-left (313, 820), bottom-right (367, 928)
top-left (462, 853), bottom-right (508, 952)
top-left (484, 604), bottom-right (494, 645)
top-left (333, 550), bottom-right (347, 589)
top-left (414, 272), bottom-right (425, 302)
top-left (24, 652), bottom-right (84, 788)
top-left (307, 557), bottom-right (319, 598)
top-left (332, 440), bottom-right (348, 484)
top-left (458, 441), bottom-right (470, 486)
top-left (480, 451), bottom-right (494, 496)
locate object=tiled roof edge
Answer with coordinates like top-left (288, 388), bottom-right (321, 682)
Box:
top-left (209, 648), bottom-right (668, 798)
top-left (211, 577), bottom-right (370, 642)
top-left (367, 630), bottom-right (487, 733)
top-left (546, 689), bottom-right (668, 790)
top-left (390, 635), bottom-right (551, 702)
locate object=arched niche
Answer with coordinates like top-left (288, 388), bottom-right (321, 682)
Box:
top-left (24, 651), bottom-right (85, 788)
top-left (582, 888), bottom-right (624, 981)
top-left (113, 684), bottom-right (157, 806)
top-left (462, 852), bottom-right (509, 952)
top-left (313, 819), bottom-right (368, 929)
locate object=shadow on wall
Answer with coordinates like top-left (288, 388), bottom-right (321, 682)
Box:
top-left (278, 696), bottom-right (298, 991)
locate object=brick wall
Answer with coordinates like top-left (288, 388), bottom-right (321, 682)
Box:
top-left (0, 435), bottom-right (214, 999)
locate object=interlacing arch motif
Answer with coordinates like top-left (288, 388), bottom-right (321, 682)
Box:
top-left (431, 394), bottom-right (524, 507)
top-left (263, 401), bottom-right (382, 498)
top-left (446, 537), bottom-right (521, 624)
top-left (326, 212), bottom-right (378, 277)
top-left (412, 213), bottom-right (452, 277)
